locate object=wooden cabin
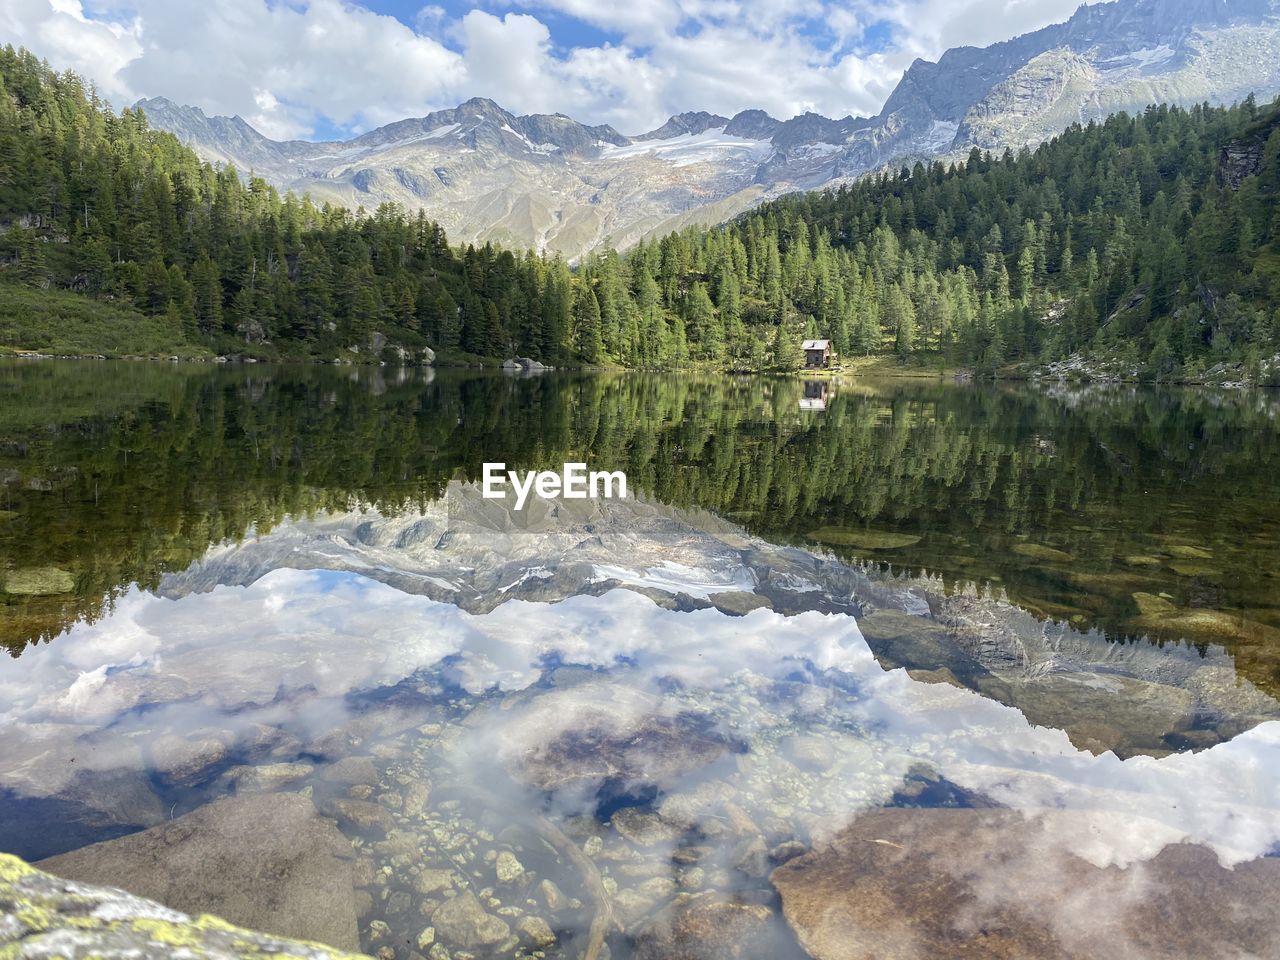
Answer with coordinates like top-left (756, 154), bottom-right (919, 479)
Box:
top-left (802, 339), bottom-right (832, 369)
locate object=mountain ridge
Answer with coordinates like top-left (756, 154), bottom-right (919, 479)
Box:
top-left (138, 0), bottom-right (1280, 256)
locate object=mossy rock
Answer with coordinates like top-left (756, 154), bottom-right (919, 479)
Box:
top-left (1132, 592), bottom-right (1177, 616)
top-left (4, 565), bottom-right (75, 595)
top-left (0, 852), bottom-right (367, 958)
top-left (806, 527), bottom-right (922, 550)
top-left (1167, 544), bottom-right (1214, 560)
top-left (1169, 561), bottom-right (1220, 579)
top-left (1011, 542), bottom-right (1072, 563)
top-left (0, 509), bottom-right (18, 522)
top-left (1121, 554), bottom-right (1164, 568)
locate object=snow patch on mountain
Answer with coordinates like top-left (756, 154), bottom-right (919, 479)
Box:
top-left (600, 127), bottom-right (774, 167)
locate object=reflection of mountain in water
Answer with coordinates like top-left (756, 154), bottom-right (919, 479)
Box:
top-left (2, 490), bottom-right (1279, 957)
top-left (3, 361), bottom-right (1279, 701)
top-left (155, 490), bottom-right (1280, 760)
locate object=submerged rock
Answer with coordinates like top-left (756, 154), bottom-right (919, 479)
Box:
top-left (1010, 541), bottom-right (1072, 563)
top-left (431, 891), bottom-right (511, 948)
top-left (515, 703), bottom-right (739, 794)
top-left (806, 528), bottom-right (921, 550)
top-left (3, 565), bottom-right (75, 595)
top-left (148, 734), bottom-right (229, 787)
top-left (414, 868), bottom-right (457, 896)
top-left (36, 793), bottom-right (360, 952)
top-left (321, 755), bottom-right (381, 787)
top-left (515, 915), bottom-right (556, 948)
top-left (321, 798), bottom-right (396, 837)
top-left (494, 850), bottom-right (526, 884)
top-left (226, 761), bottom-right (314, 792)
top-left (0, 852), bottom-right (366, 959)
top-left (770, 808), bottom-right (1280, 960)
top-left (611, 808), bottom-right (683, 847)
top-left (633, 896), bottom-right (786, 960)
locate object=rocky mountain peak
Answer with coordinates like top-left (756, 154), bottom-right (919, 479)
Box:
top-left (724, 109), bottom-right (782, 139)
top-left (637, 111), bottom-right (732, 141)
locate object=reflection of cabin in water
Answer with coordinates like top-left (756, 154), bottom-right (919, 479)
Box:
top-left (799, 380), bottom-right (829, 412)
top-left (803, 339), bottom-right (832, 369)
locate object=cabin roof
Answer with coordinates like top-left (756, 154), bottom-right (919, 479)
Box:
top-left (802, 340), bottom-right (831, 350)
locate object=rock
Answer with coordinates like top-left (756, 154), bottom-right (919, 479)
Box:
top-left (783, 735), bottom-right (833, 771)
top-left (403, 780), bottom-right (432, 817)
top-left (537, 878), bottom-right (572, 913)
top-left (515, 915), bottom-right (557, 948)
top-left (350, 890), bottom-right (373, 922)
top-left (633, 896), bottom-right (783, 960)
top-left (37, 793), bottom-right (360, 952)
top-left (671, 845), bottom-right (713, 864)
top-left (1015, 673), bottom-right (1195, 757)
top-left (149, 734), bottom-right (229, 786)
top-left (226, 761), bottom-right (314, 792)
top-left (1130, 593), bottom-right (1280, 649)
top-left (321, 798), bottom-right (396, 836)
top-left (768, 840), bottom-right (806, 865)
top-left (415, 868), bottom-right (457, 896)
top-left (0, 852), bottom-right (366, 959)
top-left (770, 809), bottom-right (1280, 960)
top-left (431, 891), bottom-right (511, 948)
top-left (0, 737), bottom-right (167, 860)
top-left (3, 565), bottom-right (75, 594)
top-left (613, 887), bottom-right (662, 928)
top-left (611, 808), bottom-right (683, 847)
top-left (806, 527), bottom-right (922, 550)
top-left (515, 709), bottom-right (738, 794)
top-left (1011, 541), bottom-right (1072, 562)
top-left (731, 835), bottom-right (769, 878)
top-left (417, 926), bottom-right (437, 950)
top-left (678, 867), bottom-right (705, 891)
top-left (321, 755), bottom-right (381, 786)
top-left (494, 850), bottom-right (525, 884)
top-left (1122, 554), bottom-right (1163, 567)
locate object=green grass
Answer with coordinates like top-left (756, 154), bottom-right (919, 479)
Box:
top-left (0, 285), bottom-right (212, 359)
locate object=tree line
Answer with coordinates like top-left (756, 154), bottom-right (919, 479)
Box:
top-left (2, 44), bottom-right (1280, 376)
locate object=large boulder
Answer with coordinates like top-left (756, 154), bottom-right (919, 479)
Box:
top-left (0, 852), bottom-right (366, 959)
top-left (770, 808), bottom-right (1280, 960)
top-left (38, 793), bottom-right (360, 952)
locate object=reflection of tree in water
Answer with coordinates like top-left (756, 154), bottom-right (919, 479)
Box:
top-left (2, 362), bottom-right (1278, 695)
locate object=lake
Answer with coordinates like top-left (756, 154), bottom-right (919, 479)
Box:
top-left (2, 360), bottom-right (1279, 959)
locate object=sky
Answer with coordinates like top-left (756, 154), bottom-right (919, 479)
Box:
top-left (1, 0), bottom-right (1096, 141)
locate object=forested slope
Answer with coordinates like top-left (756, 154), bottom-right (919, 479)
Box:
top-left (3, 45), bottom-right (1280, 378)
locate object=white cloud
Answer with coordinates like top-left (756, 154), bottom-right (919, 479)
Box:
top-left (2, 0), bottom-right (1101, 139)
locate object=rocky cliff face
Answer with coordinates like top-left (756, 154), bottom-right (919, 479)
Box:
top-left (139, 0), bottom-right (1280, 257)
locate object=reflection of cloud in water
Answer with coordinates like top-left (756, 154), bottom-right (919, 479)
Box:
top-left (2, 569), bottom-right (1278, 871)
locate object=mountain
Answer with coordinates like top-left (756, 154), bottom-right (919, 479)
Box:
top-left (138, 0), bottom-right (1280, 258)
top-left (137, 95), bottom-right (783, 259)
top-left (7, 40), bottom-right (1280, 381)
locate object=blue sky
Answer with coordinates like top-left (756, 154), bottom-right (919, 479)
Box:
top-left (2, 0), bottom-right (1093, 140)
